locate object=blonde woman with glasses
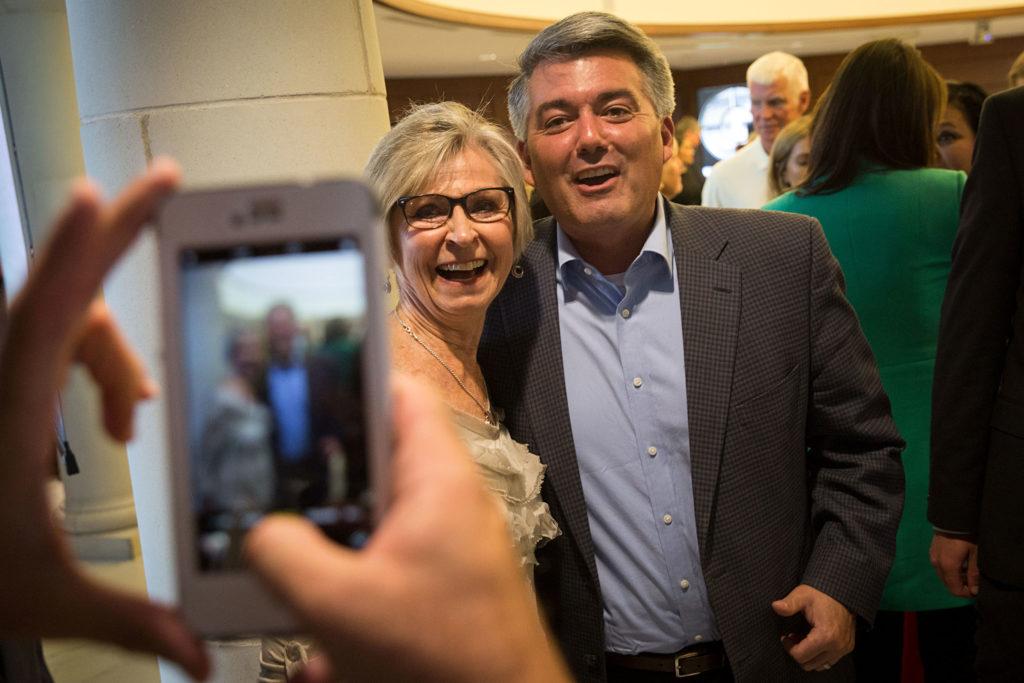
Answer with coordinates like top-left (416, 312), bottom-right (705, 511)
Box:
top-left (259, 102), bottom-right (559, 681)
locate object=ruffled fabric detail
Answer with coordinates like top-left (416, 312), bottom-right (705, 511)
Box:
top-left (452, 412), bottom-right (561, 576)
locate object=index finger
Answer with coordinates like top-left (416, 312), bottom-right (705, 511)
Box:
top-left (966, 547), bottom-right (980, 596)
top-left (784, 624), bottom-right (831, 667)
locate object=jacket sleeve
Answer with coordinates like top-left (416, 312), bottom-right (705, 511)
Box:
top-left (800, 218), bottom-right (906, 624)
top-left (928, 93), bottom-right (1024, 534)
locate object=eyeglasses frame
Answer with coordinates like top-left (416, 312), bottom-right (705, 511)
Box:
top-left (394, 186), bottom-right (516, 229)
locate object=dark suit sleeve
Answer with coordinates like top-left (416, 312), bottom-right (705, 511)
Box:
top-left (801, 220), bottom-right (906, 623)
top-left (929, 93), bottom-right (1024, 534)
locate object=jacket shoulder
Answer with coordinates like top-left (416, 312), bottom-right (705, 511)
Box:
top-left (986, 85), bottom-right (1024, 115)
top-left (668, 203), bottom-right (820, 259)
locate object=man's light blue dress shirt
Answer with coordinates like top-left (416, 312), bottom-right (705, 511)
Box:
top-left (556, 198), bottom-right (721, 654)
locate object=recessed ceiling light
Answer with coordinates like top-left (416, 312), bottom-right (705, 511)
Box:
top-left (478, 53), bottom-right (498, 62)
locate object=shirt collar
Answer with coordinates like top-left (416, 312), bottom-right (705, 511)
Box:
top-left (555, 196), bottom-right (672, 279)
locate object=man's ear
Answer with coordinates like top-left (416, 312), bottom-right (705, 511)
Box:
top-left (798, 90), bottom-right (811, 114)
top-left (517, 140), bottom-right (536, 187)
top-left (661, 116), bottom-right (675, 163)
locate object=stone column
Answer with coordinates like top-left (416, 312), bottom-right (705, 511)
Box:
top-left (63, 2), bottom-right (390, 680)
top-left (0, 2), bottom-right (139, 554)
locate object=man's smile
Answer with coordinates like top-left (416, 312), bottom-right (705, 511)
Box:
top-left (573, 166), bottom-right (620, 192)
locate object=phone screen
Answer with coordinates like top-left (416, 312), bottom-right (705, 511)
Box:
top-left (179, 238), bottom-right (370, 571)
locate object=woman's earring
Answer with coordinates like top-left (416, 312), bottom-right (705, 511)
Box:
top-left (384, 273), bottom-right (392, 293)
top-left (511, 263), bottom-right (525, 279)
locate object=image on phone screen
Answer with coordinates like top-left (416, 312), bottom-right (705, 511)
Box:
top-left (179, 238), bottom-right (369, 571)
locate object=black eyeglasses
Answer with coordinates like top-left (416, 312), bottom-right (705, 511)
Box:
top-left (395, 187), bottom-right (515, 230)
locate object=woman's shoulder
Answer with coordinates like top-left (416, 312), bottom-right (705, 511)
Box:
top-left (761, 188), bottom-right (835, 219)
top-left (871, 166), bottom-right (965, 194)
top-left (762, 190), bottom-right (801, 212)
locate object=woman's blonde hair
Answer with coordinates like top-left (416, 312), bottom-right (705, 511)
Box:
top-left (364, 102), bottom-right (533, 269)
top-left (768, 115), bottom-right (812, 197)
top-left (1009, 50), bottom-right (1024, 88)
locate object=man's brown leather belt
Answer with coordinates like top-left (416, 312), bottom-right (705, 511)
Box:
top-left (606, 641), bottom-right (728, 678)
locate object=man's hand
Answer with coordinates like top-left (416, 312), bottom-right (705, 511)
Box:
top-left (245, 374), bottom-right (571, 683)
top-left (0, 160), bottom-right (209, 679)
top-left (772, 584), bottom-right (855, 672)
top-left (929, 531), bottom-right (979, 598)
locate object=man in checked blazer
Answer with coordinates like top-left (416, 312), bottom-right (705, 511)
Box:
top-left (478, 13), bottom-right (904, 682)
top-left (929, 85), bottom-right (1024, 681)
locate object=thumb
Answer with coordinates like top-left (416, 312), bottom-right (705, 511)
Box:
top-left (771, 590), bottom-right (805, 617)
top-left (291, 655), bottom-right (333, 683)
top-left (245, 515), bottom-right (362, 622)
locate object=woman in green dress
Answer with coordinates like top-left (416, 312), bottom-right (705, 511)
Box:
top-left (764, 39), bottom-right (972, 682)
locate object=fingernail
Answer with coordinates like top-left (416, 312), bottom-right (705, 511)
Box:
top-left (142, 378), bottom-right (161, 398)
top-left (148, 157), bottom-right (182, 183)
top-left (71, 178), bottom-right (102, 203)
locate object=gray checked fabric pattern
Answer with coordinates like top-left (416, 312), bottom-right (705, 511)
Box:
top-left (478, 200), bottom-right (905, 683)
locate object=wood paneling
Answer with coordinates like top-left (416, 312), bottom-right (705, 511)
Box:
top-left (385, 36), bottom-right (1024, 132)
top-left (922, 34), bottom-right (1024, 94)
top-left (385, 74), bottom-right (514, 129)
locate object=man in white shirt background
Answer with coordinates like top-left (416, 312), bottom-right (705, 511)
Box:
top-left (702, 52), bottom-right (810, 208)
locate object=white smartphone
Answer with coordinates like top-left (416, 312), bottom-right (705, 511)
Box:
top-left (157, 179), bottom-right (390, 636)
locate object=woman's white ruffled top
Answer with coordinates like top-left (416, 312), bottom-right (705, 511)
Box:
top-left (452, 410), bottom-right (560, 578)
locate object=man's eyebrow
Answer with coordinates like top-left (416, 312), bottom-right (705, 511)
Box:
top-left (534, 98), bottom-right (573, 119)
top-left (594, 89), bottom-right (639, 107)
top-left (533, 90), bottom-right (640, 120)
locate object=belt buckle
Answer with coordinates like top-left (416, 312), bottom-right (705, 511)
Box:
top-left (674, 650), bottom-right (704, 678)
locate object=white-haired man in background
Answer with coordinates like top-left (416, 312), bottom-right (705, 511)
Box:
top-left (702, 52), bottom-right (810, 208)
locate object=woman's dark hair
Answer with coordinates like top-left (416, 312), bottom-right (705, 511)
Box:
top-left (801, 39), bottom-right (946, 196)
top-left (946, 81), bottom-right (987, 134)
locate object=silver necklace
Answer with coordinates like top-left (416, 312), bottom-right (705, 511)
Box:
top-left (394, 309), bottom-right (496, 426)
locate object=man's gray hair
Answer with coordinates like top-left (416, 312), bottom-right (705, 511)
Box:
top-left (746, 51), bottom-right (809, 97)
top-left (507, 12), bottom-right (675, 141)
top-left (364, 101), bottom-right (532, 266)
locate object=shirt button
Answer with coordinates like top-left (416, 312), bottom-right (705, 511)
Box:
top-left (647, 446), bottom-right (658, 457)
top-left (633, 377), bottom-right (643, 388)
top-left (621, 308), bottom-right (631, 319)
top-left (680, 579), bottom-right (690, 590)
top-left (662, 514), bottom-right (673, 525)
top-left (583, 267), bottom-right (592, 276)
top-left (694, 634), bottom-right (704, 642)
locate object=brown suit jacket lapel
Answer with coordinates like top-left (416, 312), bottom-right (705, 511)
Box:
top-left (667, 202), bottom-right (741, 552)
top-left (487, 218), bottom-right (600, 588)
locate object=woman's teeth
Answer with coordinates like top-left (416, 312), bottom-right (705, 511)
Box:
top-left (436, 259), bottom-right (487, 280)
top-left (437, 259), bottom-right (485, 272)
